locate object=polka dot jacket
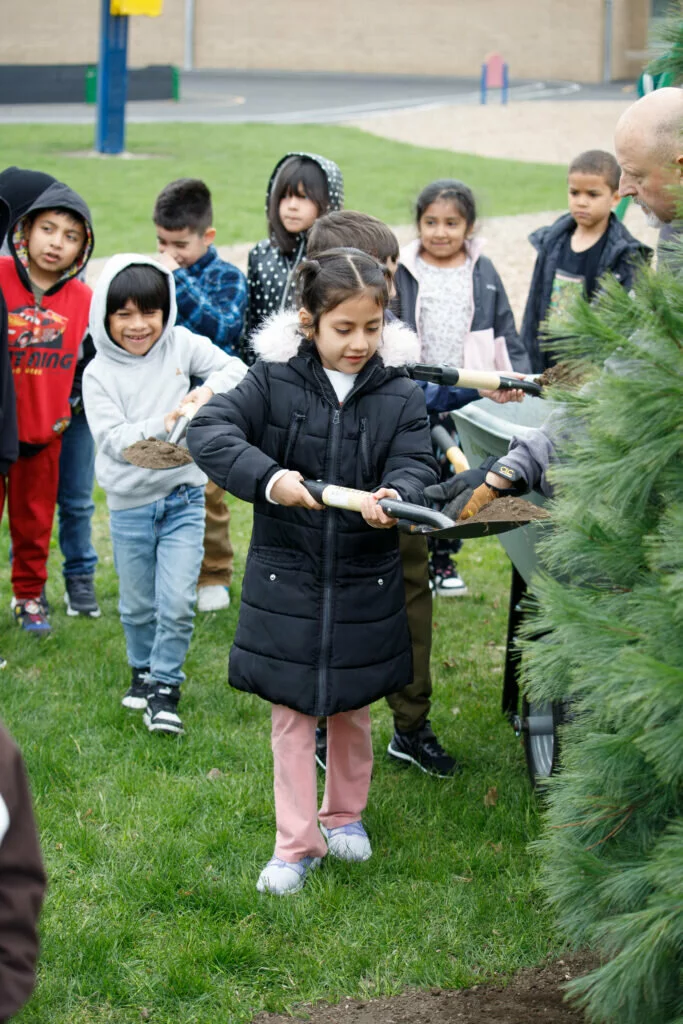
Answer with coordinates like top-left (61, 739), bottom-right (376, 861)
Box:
top-left (245, 152), bottom-right (344, 346)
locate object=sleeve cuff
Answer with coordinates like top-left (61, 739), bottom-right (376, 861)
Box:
top-left (265, 469), bottom-right (289, 504)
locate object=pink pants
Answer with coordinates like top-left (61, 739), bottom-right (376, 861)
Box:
top-left (271, 704), bottom-right (373, 862)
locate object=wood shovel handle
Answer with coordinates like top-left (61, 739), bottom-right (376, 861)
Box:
top-left (302, 481), bottom-right (455, 532)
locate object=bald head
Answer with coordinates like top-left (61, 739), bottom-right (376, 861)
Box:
top-left (615, 87), bottom-right (683, 225)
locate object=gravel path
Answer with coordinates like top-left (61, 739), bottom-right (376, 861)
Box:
top-left (347, 98), bottom-right (637, 165)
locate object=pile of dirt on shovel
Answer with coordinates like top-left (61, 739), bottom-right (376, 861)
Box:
top-left (537, 362), bottom-right (591, 390)
top-left (123, 438), bottom-right (194, 469)
top-left (462, 495), bottom-right (551, 525)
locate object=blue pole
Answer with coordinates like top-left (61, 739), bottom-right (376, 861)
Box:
top-left (480, 63), bottom-right (487, 105)
top-left (502, 62), bottom-right (509, 105)
top-left (95, 0), bottom-right (129, 154)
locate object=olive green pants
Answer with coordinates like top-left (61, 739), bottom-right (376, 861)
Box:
top-left (384, 532), bottom-right (433, 733)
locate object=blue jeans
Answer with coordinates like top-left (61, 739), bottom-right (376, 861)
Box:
top-left (109, 486), bottom-right (205, 689)
top-left (58, 410), bottom-right (98, 578)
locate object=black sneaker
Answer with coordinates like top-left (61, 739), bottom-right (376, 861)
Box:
top-left (143, 684), bottom-right (184, 735)
top-left (315, 727), bottom-right (327, 771)
top-left (387, 720), bottom-right (460, 778)
top-left (121, 667), bottom-right (153, 710)
top-left (64, 575), bottom-right (101, 618)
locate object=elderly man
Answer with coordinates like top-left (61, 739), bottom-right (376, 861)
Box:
top-left (615, 86), bottom-right (683, 229)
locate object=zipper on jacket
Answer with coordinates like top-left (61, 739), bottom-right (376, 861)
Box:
top-left (359, 417), bottom-right (372, 482)
top-left (316, 406), bottom-right (341, 716)
top-left (283, 411), bottom-right (306, 467)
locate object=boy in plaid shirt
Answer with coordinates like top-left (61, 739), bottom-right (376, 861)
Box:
top-left (154, 178), bottom-right (247, 613)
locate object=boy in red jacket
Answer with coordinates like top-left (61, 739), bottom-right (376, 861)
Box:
top-left (0, 175), bottom-right (94, 635)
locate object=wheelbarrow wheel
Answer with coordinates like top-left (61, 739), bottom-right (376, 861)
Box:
top-left (521, 697), bottom-right (562, 786)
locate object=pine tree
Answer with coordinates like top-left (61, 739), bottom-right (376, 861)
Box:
top-left (520, 255), bottom-right (683, 1022)
top-left (648, 5), bottom-right (683, 85)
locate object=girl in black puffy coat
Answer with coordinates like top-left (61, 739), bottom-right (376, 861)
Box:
top-left (244, 152), bottom-right (344, 343)
top-left (188, 249), bottom-right (437, 896)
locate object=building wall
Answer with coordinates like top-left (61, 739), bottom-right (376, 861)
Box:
top-left (0, 0), bottom-right (649, 84)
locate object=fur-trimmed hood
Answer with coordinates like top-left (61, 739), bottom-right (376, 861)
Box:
top-left (251, 310), bottom-right (420, 368)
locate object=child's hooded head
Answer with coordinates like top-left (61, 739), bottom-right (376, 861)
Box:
top-left (106, 263), bottom-right (171, 357)
top-left (266, 153), bottom-right (344, 256)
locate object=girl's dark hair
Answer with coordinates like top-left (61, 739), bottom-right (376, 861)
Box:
top-left (268, 156), bottom-right (330, 255)
top-left (415, 179), bottom-right (477, 229)
top-left (106, 264), bottom-right (171, 323)
top-left (295, 247), bottom-right (389, 331)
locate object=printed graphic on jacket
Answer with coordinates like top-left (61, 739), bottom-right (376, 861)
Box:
top-left (9, 306), bottom-right (69, 350)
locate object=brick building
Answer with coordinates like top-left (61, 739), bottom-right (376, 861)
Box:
top-left (1, 0), bottom-right (653, 84)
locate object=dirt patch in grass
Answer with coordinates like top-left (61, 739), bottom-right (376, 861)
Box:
top-left (252, 952), bottom-right (596, 1024)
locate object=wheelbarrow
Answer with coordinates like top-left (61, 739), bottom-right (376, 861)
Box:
top-left (452, 396), bottom-right (563, 787)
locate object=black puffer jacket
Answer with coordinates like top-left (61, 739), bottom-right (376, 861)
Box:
top-left (520, 211), bottom-right (652, 372)
top-left (245, 153), bottom-right (344, 342)
top-left (187, 314), bottom-right (438, 716)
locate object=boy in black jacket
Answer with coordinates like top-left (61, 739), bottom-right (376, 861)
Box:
top-left (520, 150), bottom-right (651, 373)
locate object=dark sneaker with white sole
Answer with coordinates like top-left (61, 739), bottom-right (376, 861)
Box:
top-left (143, 684), bottom-right (184, 735)
top-left (431, 560), bottom-right (468, 597)
top-left (387, 720), bottom-right (460, 778)
top-left (64, 575), bottom-right (101, 618)
top-left (315, 727), bottom-right (327, 771)
top-left (121, 667), bottom-right (153, 710)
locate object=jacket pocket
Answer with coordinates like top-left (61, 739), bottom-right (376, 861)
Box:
top-left (283, 411), bottom-right (306, 468)
top-left (359, 418), bottom-right (372, 484)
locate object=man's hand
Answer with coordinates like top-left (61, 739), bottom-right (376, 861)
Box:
top-left (156, 251), bottom-right (180, 272)
top-left (270, 471), bottom-right (325, 510)
top-left (424, 466), bottom-right (512, 520)
top-left (359, 487), bottom-right (399, 529)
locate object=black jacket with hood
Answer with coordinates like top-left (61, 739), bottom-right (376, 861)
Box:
top-left (245, 153), bottom-right (344, 343)
top-left (519, 211), bottom-right (652, 373)
top-left (187, 313), bottom-right (438, 717)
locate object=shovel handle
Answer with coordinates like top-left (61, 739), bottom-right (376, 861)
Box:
top-left (431, 424), bottom-right (470, 473)
top-left (408, 363), bottom-right (542, 397)
top-left (167, 402), bottom-right (200, 446)
top-left (303, 481), bottom-right (455, 533)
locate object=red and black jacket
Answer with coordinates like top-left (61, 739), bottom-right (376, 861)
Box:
top-left (0, 173), bottom-right (94, 452)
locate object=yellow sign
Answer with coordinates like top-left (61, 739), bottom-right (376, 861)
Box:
top-left (110, 0), bottom-right (163, 15)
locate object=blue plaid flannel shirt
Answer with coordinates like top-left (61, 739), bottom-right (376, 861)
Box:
top-left (173, 246), bottom-right (247, 355)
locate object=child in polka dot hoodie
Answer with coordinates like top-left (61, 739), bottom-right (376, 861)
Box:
top-left (245, 152), bottom-right (343, 344)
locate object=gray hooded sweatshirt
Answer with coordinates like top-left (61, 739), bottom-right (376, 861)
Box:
top-left (83, 254), bottom-right (247, 510)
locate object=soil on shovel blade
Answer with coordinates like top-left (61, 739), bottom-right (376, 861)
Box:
top-left (463, 496), bottom-right (551, 524)
top-left (123, 438), bottom-right (194, 469)
top-left (252, 952), bottom-right (596, 1024)
top-left (537, 362), bottom-right (590, 390)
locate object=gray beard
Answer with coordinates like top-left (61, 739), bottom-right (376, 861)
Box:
top-left (636, 201), bottom-right (664, 229)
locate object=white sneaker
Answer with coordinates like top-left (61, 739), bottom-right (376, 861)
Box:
top-left (320, 821), bottom-right (372, 862)
top-left (256, 855), bottom-right (321, 895)
top-left (197, 585), bottom-right (230, 612)
top-left (432, 564), bottom-right (468, 597)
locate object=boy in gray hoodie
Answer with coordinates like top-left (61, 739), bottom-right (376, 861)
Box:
top-left (83, 255), bottom-right (247, 735)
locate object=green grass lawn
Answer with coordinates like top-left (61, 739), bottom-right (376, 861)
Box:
top-left (0, 123), bottom-right (566, 256)
top-left (0, 490), bottom-right (558, 1024)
